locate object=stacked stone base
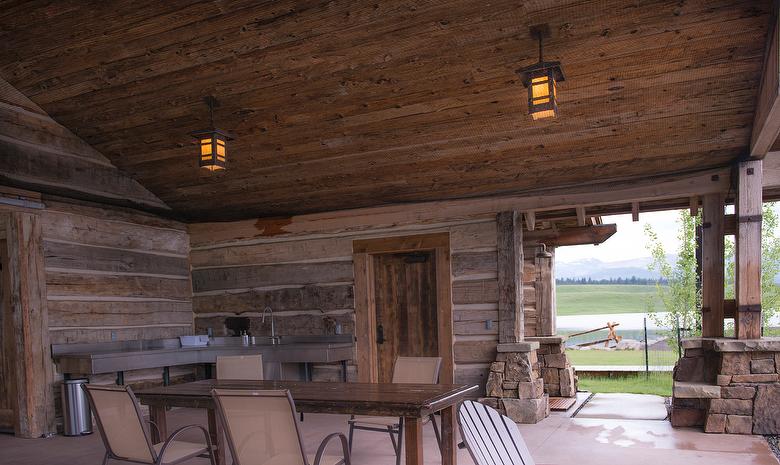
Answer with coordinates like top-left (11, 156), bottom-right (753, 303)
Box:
top-left (671, 338), bottom-right (780, 434)
top-left (479, 341), bottom-right (549, 423)
top-left (527, 336), bottom-right (577, 397)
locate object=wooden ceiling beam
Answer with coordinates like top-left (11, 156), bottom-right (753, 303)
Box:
top-left (751, 4), bottom-right (780, 158)
top-left (189, 166), bottom-right (731, 246)
top-left (524, 224), bottom-right (617, 247)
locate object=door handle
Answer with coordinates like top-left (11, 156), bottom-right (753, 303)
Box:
top-left (376, 324), bottom-right (385, 344)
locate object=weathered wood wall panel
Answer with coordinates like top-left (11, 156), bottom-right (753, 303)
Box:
top-left (190, 218), bottom-right (501, 387)
top-left (42, 201), bottom-right (193, 344)
top-left (0, 77), bottom-right (167, 212)
top-left (40, 201), bottom-right (194, 428)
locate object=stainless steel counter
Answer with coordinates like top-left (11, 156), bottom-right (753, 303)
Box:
top-left (51, 335), bottom-right (354, 377)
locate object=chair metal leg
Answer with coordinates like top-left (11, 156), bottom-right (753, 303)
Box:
top-left (429, 413), bottom-right (442, 454)
top-left (347, 421), bottom-right (355, 453)
top-left (101, 452), bottom-right (110, 465)
top-left (395, 418), bottom-right (404, 465)
top-left (387, 425), bottom-right (398, 452)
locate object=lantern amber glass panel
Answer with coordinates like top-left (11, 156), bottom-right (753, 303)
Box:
top-left (528, 69), bottom-right (558, 120)
top-left (194, 130), bottom-right (229, 171)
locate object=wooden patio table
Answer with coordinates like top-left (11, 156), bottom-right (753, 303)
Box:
top-left (136, 379), bottom-right (478, 465)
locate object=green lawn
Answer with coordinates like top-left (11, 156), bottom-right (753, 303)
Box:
top-left (556, 284), bottom-right (665, 316)
top-left (566, 349), bottom-right (675, 366)
top-left (578, 374), bottom-right (672, 397)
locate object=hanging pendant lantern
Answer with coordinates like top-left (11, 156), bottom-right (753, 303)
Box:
top-left (192, 96), bottom-right (233, 171)
top-left (516, 24), bottom-right (565, 120)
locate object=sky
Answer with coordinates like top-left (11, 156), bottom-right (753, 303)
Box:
top-left (555, 210), bottom-right (683, 263)
top-left (556, 203), bottom-right (780, 264)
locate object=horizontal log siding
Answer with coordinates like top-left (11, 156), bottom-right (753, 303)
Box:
top-left (190, 219), bottom-right (500, 386)
top-left (42, 201), bottom-right (193, 342)
top-left (42, 201), bottom-right (194, 418)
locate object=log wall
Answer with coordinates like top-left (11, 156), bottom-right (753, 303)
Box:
top-left (0, 75), bottom-right (195, 432)
top-left (190, 218), bottom-right (501, 388)
top-left (41, 200), bottom-right (195, 425)
top-left (42, 200), bottom-right (193, 344)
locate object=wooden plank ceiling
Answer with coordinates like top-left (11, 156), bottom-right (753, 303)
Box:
top-left (0, 0), bottom-right (771, 221)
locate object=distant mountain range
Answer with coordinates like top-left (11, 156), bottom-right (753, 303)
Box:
top-left (555, 255), bottom-right (676, 281)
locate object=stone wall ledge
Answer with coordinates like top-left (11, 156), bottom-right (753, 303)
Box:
top-left (681, 337), bottom-right (780, 352)
top-left (525, 335), bottom-right (568, 344)
top-left (673, 381), bottom-right (721, 399)
top-left (497, 341), bottom-right (540, 353)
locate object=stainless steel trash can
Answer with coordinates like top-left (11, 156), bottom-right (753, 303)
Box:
top-left (61, 379), bottom-right (92, 436)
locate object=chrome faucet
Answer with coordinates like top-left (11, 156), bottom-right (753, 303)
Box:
top-left (262, 306), bottom-right (279, 343)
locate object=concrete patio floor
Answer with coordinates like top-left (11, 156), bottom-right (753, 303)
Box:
top-left (1, 398), bottom-right (777, 465)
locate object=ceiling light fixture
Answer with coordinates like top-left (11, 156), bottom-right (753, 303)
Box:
top-left (516, 24), bottom-right (565, 120)
top-left (192, 96), bottom-right (233, 171)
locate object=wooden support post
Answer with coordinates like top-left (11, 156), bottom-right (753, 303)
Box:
top-left (690, 196), bottom-right (699, 216)
top-left (524, 211), bottom-right (536, 231)
top-left (631, 202), bottom-right (639, 222)
top-left (404, 416), bottom-right (424, 465)
top-left (497, 211), bottom-right (523, 344)
top-left (536, 247), bottom-right (556, 337)
top-left (576, 206), bottom-right (586, 226)
top-left (353, 252), bottom-right (377, 383)
top-left (735, 160), bottom-right (763, 339)
top-left (701, 194), bottom-right (725, 337)
top-left (440, 406), bottom-right (457, 465)
top-left (1, 212), bottom-right (54, 438)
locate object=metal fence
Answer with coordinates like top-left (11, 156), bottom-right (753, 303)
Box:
top-left (562, 318), bottom-right (684, 376)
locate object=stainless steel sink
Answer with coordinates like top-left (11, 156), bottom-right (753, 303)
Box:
top-left (51, 334), bottom-right (354, 375)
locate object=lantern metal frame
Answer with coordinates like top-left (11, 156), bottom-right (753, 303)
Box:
top-left (191, 96), bottom-right (233, 171)
top-left (515, 24), bottom-right (565, 119)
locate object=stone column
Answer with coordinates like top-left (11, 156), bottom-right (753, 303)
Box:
top-left (481, 341), bottom-right (549, 423)
top-left (527, 336), bottom-right (577, 398)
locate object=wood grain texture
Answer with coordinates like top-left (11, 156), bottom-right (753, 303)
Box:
top-left (373, 252), bottom-right (438, 383)
top-left (0, 77), bottom-right (167, 211)
top-left (701, 194), bottom-right (725, 337)
top-left (735, 160), bottom-right (763, 339)
top-left (193, 284), bottom-right (353, 314)
top-left (752, 8), bottom-right (780, 157)
top-left (497, 212), bottom-right (523, 343)
top-left (187, 165), bottom-right (733, 245)
top-left (0, 1), bottom-right (768, 221)
top-left (44, 241), bottom-right (190, 277)
top-left (535, 248), bottom-right (556, 337)
top-left (40, 204), bottom-right (194, 344)
top-left (2, 212), bottom-right (55, 437)
top-left (192, 261), bottom-right (353, 292)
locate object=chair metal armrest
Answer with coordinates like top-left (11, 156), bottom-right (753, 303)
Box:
top-left (157, 424), bottom-right (214, 462)
top-left (313, 432), bottom-right (351, 465)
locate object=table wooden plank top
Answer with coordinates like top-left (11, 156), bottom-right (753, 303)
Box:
top-left (136, 379), bottom-right (478, 417)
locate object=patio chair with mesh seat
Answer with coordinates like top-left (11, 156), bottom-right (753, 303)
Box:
top-left (347, 356), bottom-right (442, 465)
top-left (212, 388), bottom-right (351, 465)
top-left (83, 384), bottom-right (216, 465)
top-left (216, 354), bottom-right (264, 381)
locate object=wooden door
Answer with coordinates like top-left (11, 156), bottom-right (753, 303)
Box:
top-left (373, 251), bottom-right (438, 383)
top-left (0, 237), bottom-right (14, 432)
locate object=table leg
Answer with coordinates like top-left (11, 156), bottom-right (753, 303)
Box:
top-left (208, 409), bottom-right (225, 465)
top-left (404, 416), bottom-right (423, 465)
top-left (441, 406), bottom-right (457, 465)
top-left (148, 405), bottom-right (168, 443)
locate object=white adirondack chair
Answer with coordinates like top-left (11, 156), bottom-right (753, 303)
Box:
top-left (457, 400), bottom-right (537, 465)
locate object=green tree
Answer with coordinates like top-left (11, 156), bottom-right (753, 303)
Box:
top-left (725, 203), bottom-right (780, 333)
top-left (644, 210), bottom-right (701, 355)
